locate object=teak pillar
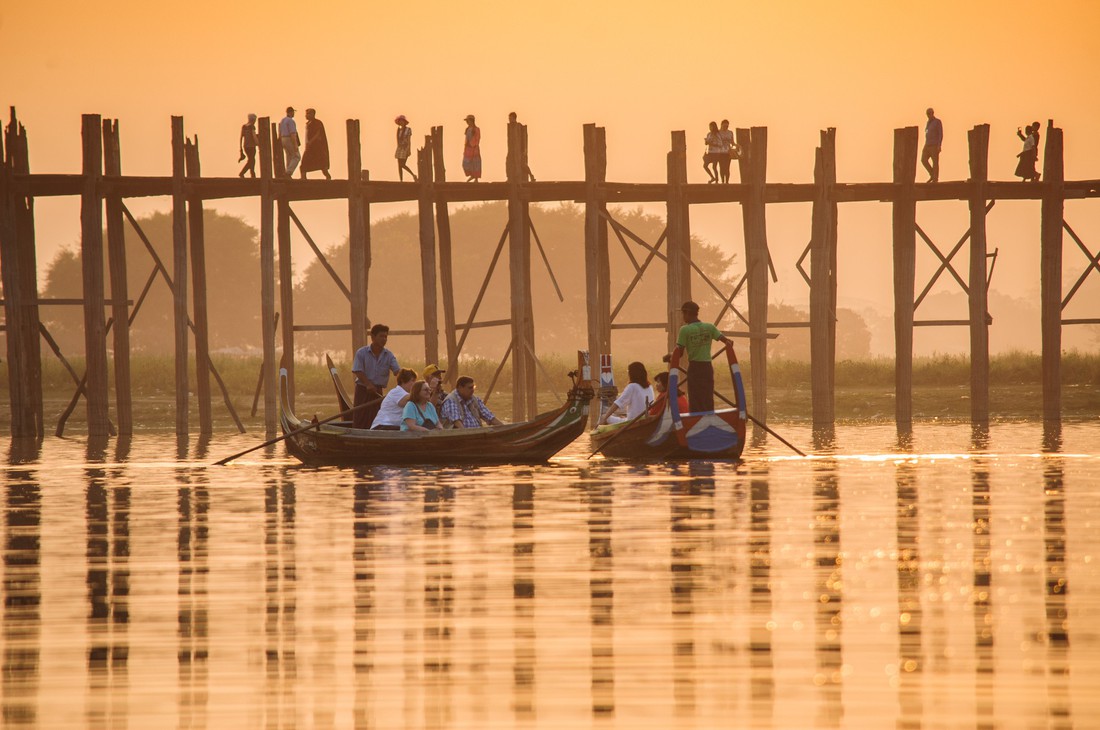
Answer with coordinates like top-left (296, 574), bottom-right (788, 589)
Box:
top-left (1, 108), bottom-right (43, 437)
top-left (103, 119), bottom-right (132, 435)
top-left (432, 126), bottom-right (458, 381)
top-left (185, 136), bottom-right (213, 434)
top-left (665, 131), bottom-right (691, 353)
top-left (810, 128), bottom-right (838, 426)
top-left (81, 114), bottom-right (111, 437)
top-left (277, 165), bottom-right (294, 406)
top-left (170, 116), bottom-right (189, 435)
top-left (258, 116), bottom-right (278, 433)
top-left (1040, 121), bottom-right (1064, 423)
top-left (347, 120), bottom-right (369, 354)
top-left (967, 124), bottom-right (991, 425)
top-left (416, 140), bottom-right (439, 366)
top-left (583, 123), bottom-right (610, 401)
top-left (507, 120), bottom-right (537, 420)
top-left (737, 127), bottom-right (769, 429)
top-left (892, 127), bottom-right (919, 428)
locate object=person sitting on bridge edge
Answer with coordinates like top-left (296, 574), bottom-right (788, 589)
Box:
top-left (441, 376), bottom-right (504, 428)
top-left (673, 300), bottom-right (733, 413)
top-left (351, 323), bottom-right (400, 429)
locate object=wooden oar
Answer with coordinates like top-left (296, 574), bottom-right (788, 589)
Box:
top-left (213, 396), bottom-right (379, 466)
top-left (713, 391), bottom-right (807, 457)
top-left (587, 409), bottom-right (651, 459)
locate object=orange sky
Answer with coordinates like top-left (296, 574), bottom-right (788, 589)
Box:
top-left (3, 0), bottom-right (1099, 353)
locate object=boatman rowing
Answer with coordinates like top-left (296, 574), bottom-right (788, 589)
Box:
top-left (352, 324), bottom-right (401, 429)
top-left (672, 300), bottom-right (733, 413)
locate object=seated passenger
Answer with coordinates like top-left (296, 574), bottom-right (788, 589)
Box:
top-left (401, 380), bottom-right (443, 432)
top-left (422, 363), bottom-right (447, 415)
top-left (372, 368), bottom-right (417, 430)
top-left (597, 361), bottom-right (655, 425)
top-left (441, 376), bottom-right (505, 428)
top-left (649, 371), bottom-right (689, 416)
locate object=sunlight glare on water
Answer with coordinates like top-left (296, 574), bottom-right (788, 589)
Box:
top-left (1, 422), bottom-right (1098, 728)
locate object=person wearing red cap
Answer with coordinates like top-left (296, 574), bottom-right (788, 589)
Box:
top-left (394, 115), bottom-right (417, 182)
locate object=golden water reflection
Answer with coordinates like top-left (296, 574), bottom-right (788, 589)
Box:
top-left (2, 423), bottom-right (1099, 728)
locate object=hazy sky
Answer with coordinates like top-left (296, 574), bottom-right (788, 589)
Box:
top-left (3, 0), bottom-right (1099, 353)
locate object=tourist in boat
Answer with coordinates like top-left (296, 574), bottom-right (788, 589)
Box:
top-left (401, 381), bottom-right (443, 432)
top-left (703, 121), bottom-right (722, 183)
top-left (598, 361), bottom-right (655, 425)
top-left (372, 368), bottom-right (417, 430)
top-left (423, 363), bottom-right (446, 413)
top-left (300, 108), bottom-right (331, 180)
top-left (238, 113), bottom-right (258, 178)
top-left (463, 115), bottom-right (482, 182)
top-left (441, 376), bottom-right (505, 428)
top-left (1015, 122), bottom-right (1041, 182)
top-left (394, 115), bottom-right (417, 182)
top-left (674, 300), bottom-right (733, 413)
top-left (278, 107), bottom-right (301, 178)
top-left (648, 371), bottom-right (689, 416)
top-left (352, 324), bottom-right (401, 429)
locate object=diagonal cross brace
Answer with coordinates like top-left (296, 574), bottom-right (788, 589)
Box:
top-left (913, 200), bottom-right (995, 310)
top-left (287, 205), bottom-right (352, 301)
top-left (1062, 220), bottom-right (1100, 310)
top-left (454, 222), bottom-right (510, 362)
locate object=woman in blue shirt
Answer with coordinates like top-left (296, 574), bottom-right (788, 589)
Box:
top-left (401, 381), bottom-right (442, 432)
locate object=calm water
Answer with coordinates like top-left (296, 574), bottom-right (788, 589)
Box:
top-left (2, 422), bottom-right (1098, 729)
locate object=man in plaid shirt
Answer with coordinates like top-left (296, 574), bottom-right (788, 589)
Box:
top-left (440, 376), bottom-right (505, 428)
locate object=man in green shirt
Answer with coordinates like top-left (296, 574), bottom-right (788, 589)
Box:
top-left (674, 300), bottom-right (733, 412)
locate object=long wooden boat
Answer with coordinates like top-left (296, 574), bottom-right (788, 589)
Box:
top-left (589, 344), bottom-right (748, 460)
top-left (281, 368), bottom-right (595, 466)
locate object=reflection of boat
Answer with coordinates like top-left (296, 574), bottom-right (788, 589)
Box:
top-left (281, 364), bottom-right (595, 466)
top-left (589, 344), bottom-right (747, 460)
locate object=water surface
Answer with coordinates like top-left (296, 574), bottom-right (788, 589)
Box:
top-left (2, 422), bottom-right (1099, 728)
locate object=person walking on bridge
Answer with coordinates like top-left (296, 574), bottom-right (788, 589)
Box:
top-left (922, 107), bottom-right (943, 182)
top-left (278, 107), bottom-right (301, 178)
top-left (463, 114), bottom-right (482, 182)
top-left (300, 108), bottom-right (331, 180)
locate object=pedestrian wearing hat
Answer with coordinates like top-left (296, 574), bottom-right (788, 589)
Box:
top-left (278, 107), bottom-right (301, 178)
top-left (394, 115), bottom-right (417, 182)
top-left (238, 113), bottom-right (259, 178)
top-left (672, 300), bottom-right (733, 413)
top-left (462, 115), bottom-right (481, 182)
top-left (300, 108), bottom-right (331, 180)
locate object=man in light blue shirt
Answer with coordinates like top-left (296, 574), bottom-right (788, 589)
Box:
top-left (351, 323), bottom-right (401, 428)
top-left (278, 107), bottom-right (301, 178)
top-left (922, 107), bottom-right (943, 183)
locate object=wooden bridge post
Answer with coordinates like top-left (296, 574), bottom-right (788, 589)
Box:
top-left (810, 128), bottom-right (838, 426)
top-left (665, 131), bottom-right (690, 353)
top-left (967, 124), bottom-right (991, 425)
top-left (737, 127), bottom-right (769, 429)
top-left (169, 116), bottom-right (190, 435)
top-left (347, 120), bottom-right (369, 355)
top-left (892, 127), bottom-right (919, 428)
top-left (431, 126), bottom-right (458, 381)
top-left (417, 139), bottom-right (439, 366)
top-left (81, 114), bottom-right (111, 437)
top-left (103, 120), bottom-right (133, 435)
top-left (184, 136), bottom-right (213, 434)
top-left (257, 116), bottom-right (278, 434)
top-left (583, 124), bottom-right (610, 400)
top-left (1040, 121), bottom-right (1065, 422)
top-left (277, 164), bottom-right (294, 407)
top-left (507, 119), bottom-right (537, 419)
top-left (1, 108), bottom-right (43, 437)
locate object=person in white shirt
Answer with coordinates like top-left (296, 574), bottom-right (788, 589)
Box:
top-left (598, 361), bottom-right (655, 425)
top-left (278, 107), bottom-right (301, 178)
top-left (371, 368), bottom-right (417, 430)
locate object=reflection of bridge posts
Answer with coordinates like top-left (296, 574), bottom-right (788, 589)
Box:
top-left (512, 479), bottom-right (537, 719)
top-left (969, 431), bottom-right (994, 723)
top-left (177, 472), bottom-right (210, 723)
top-left (748, 467), bottom-right (775, 723)
top-left (1, 464), bottom-right (42, 723)
top-left (587, 484), bottom-right (615, 716)
top-left (352, 482), bottom-right (377, 727)
top-left (1041, 433), bottom-right (1072, 722)
top-left (263, 477), bottom-right (297, 721)
top-left (422, 486), bottom-right (455, 726)
top-left (813, 459), bottom-right (843, 726)
top-left (895, 460), bottom-right (924, 727)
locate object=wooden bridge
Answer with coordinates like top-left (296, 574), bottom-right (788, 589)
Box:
top-left (1, 108), bottom-right (1098, 438)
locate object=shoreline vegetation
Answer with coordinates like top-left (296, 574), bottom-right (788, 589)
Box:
top-left (1, 351), bottom-right (1096, 434)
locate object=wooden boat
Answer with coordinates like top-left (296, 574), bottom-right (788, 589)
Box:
top-left (281, 365), bottom-right (595, 466)
top-left (589, 344), bottom-right (748, 460)
top-left (326, 353), bottom-right (354, 413)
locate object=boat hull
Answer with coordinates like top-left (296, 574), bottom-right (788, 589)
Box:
top-left (590, 408), bottom-right (746, 461)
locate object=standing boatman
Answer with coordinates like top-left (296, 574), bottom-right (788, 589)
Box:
top-left (671, 301), bottom-right (733, 413)
top-left (351, 323), bottom-right (401, 429)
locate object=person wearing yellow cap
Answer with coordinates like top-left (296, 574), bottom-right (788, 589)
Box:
top-left (422, 364), bottom-right (447, 415)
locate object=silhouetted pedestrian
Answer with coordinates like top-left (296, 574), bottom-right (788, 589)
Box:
top-left (463, 114), bottom-right (481, 182)
top-left (704, 121), bottom-right (722, 183)
top-left (718, 119), bottom-right (738, 183)
top-left (278, 107), bottom-right (301, 178)
top-left (394, 115), bottom-right (417, 182)
top-left (238, 113), bottom-right (258, 178)
top-left (300, 109), bottom-right (331, 180)
top-left (1015, 122), bottom-right (1041, 182)
top-left (922, 107), bottom-right (942, 182)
